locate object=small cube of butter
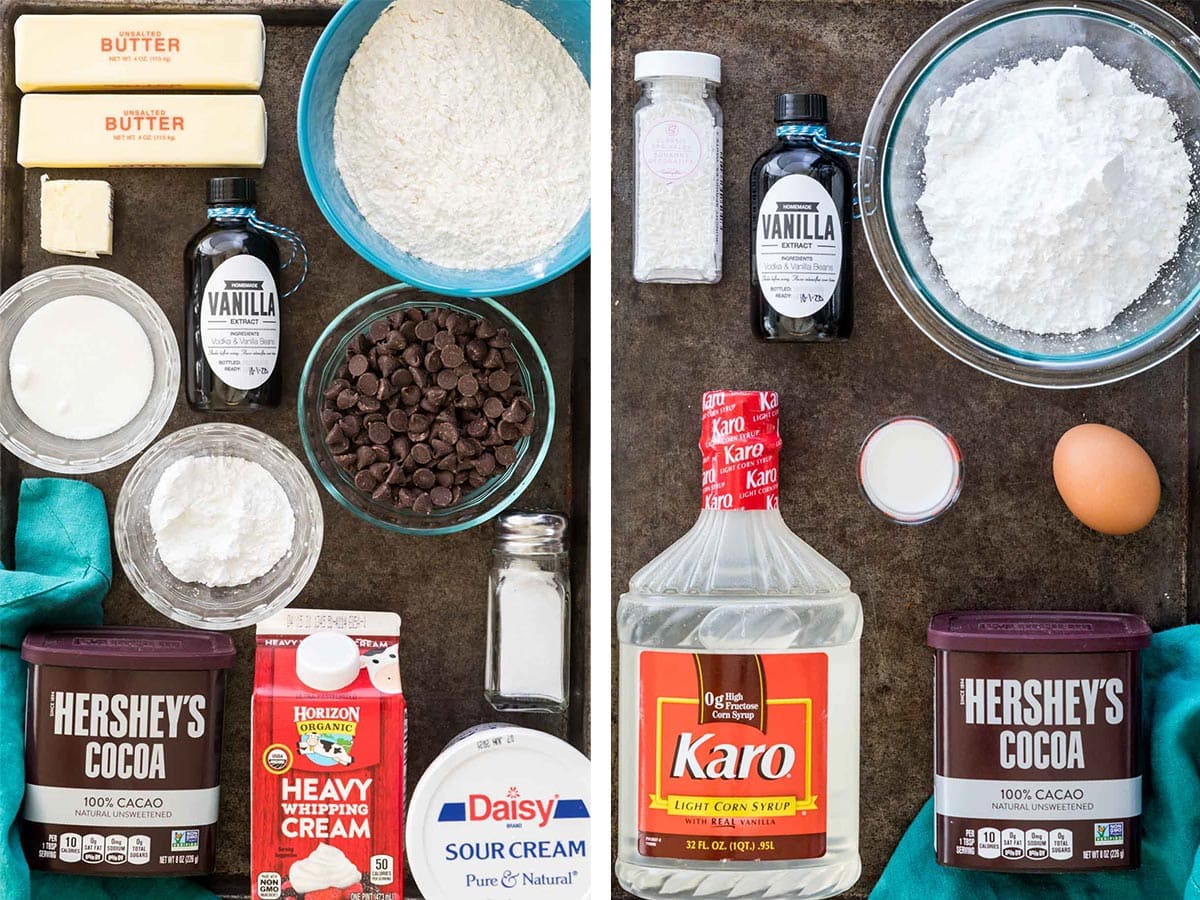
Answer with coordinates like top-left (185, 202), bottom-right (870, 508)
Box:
top-left (40, 176), bottom-right (113, 259)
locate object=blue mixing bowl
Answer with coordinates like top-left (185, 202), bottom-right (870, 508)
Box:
top-left (298, 0), bottom-right (591, 297)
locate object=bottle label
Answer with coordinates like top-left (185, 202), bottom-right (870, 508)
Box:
top-left (701, 391), bottom-right (780, 511)
top-left (641, 119), bottom-right (703, 182)
top-left (636, 650), bottom-right (829, 861)
top-left (200, 254), bottom-right (279, 391)
top-left (755, 174), bottom-right (842, 318)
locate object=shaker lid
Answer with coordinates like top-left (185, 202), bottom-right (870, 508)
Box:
top-left (22, 627), bottom-right (236, 670)
top-left (928, 611), bottom-right (1151, 653)
top-left (635, 50), bottom-right (721, 84)
top-left (496, 510), bottom-right (568, 552)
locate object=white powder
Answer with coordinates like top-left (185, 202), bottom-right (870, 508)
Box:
top-left (150, 455), bottom-right (294, 588)
top-left (496, 560), bottom-right (565, 702)
top-left (634, 88), bottom-right (722, 281)
top-left (333, 0), bottom-right (590, 271)
top-left (919, 47), bottom-right (1192, 334)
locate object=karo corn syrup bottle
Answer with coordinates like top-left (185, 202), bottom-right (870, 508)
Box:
top-left (616, 391), bottom-right (862, 899)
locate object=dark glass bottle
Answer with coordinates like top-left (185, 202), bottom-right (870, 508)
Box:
top-left (185, 176), bottom-right (282, 412)
top-left (750, 93), bottom-right (853, 342)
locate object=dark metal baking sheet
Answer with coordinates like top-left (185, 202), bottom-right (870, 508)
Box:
top-left (0, 2), bottom-right (591, 897)
top-left (612, 0), bottom-right (1199, 896)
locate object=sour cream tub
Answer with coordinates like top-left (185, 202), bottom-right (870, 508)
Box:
top-left (406, 724), bottom-right (591, 898)
top-left (928, 611), bottom-right (1151, 873)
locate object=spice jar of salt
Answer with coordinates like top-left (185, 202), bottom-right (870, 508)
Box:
top-left (633, 51), bottom-right (723, 284)
top-left (486, 511), bottom-right (570, 713)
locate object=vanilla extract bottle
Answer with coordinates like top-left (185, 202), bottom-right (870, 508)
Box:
top-left (185, 176), bottom-right (283, 412)
top-left (750, 94), bottom-right (853, 342)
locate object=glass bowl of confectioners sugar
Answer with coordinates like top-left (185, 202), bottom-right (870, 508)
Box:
top-left (0, 266), bottom-right (179, 473)
top-left (297, 0), bottom-right (590, 297)
top-left (861, 0), bottom-right (1200, 388)
top-left (115, 423), bottom-right (325, 630)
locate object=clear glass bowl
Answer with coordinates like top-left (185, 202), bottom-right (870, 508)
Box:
top-left (0, 266), bottom-right (179, 473)
top-left (860, 0), bottom-right (1200, 388)
top-left (298, 285), bottom-right (555, 535)
top-left (114, 423), bottom-right (324, 631)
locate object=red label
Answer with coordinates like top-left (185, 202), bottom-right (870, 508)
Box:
top-left (252, 623), bottom-right (405, 899)
top-left (637, 650), bottom-right (828, 861)
top-left (700, 391), bottom-right (780, 510)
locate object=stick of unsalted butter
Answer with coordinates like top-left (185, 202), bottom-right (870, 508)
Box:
top-left (15, 14), bottom-right (265, 92)
top-left (18, 94), bottom-right (267, 168)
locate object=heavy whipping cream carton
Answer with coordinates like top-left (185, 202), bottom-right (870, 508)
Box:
top-left (406, 725), bottom-right (591, 899)
top-left (252, 609), bottom-right (405, 899)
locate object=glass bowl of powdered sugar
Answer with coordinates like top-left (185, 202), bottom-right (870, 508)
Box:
top-left (114, 423), bottom-right (325, 630)
top-left (861, 0), bottom-right (1200, 388)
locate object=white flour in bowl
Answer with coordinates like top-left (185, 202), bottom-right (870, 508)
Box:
top-left (918, 47), bottom-right (1192, 334)
top-left (333, 0), bottom-right (590, 271)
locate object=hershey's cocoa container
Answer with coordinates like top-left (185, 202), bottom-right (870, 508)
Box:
top-left (20, 627), bottom-right (235, 876)
top-left (928, 611), bottom-right (1150, 873)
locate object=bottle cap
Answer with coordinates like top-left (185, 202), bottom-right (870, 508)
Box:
top-left (775, 93), bottom-right (828, 124)
top-left (295, 631), bottom-right (362, 692)
top-left (634, 50), bottom-right (721, 84)
top-left (495, 510), bottom-right (568, 553)
top-left (207, 176), bottom-right (256, 206)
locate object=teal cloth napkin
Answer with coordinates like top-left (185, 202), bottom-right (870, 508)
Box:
top-left (0, 478), bottom-right (215, 900)
top-left (873, 625), bottom-right (1200, 899)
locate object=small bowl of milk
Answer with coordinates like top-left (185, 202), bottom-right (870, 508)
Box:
top-left (0, 265), bottom-right (179, 474)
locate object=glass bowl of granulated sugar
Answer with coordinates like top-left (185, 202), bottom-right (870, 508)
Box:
top-left (861, 0), bottom-right (1200, 388)
top-left (114, 423), bottom-right (325, 630)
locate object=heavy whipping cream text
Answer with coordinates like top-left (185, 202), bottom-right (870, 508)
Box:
top-left (252, 610), bottom-right (405, 900)
top-left (961, 677), bottom-right (1126, 770)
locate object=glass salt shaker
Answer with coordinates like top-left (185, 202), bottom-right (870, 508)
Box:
top-left (485, 511), bottom-right (570, 713)
top-left (633, 50), bottom-right (723, 284)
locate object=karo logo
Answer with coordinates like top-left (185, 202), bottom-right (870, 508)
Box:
top-left (1094, 822), bottom-right (1124, 845)
top-left (437, 788), bottom-right (590, 828)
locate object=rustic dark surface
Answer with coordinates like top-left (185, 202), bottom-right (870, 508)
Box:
top-left (0, 2), bottom-right (590, 897)
top-left (612, 1), bottom-right (1199, 897)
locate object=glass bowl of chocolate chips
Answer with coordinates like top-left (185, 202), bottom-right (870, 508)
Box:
top-left (298, 285), bottom-right (554, 535)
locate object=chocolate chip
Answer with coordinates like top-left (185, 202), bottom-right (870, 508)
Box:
top-left (354, 470), bottom-right (377, 492)
top-left (356, 397), bottom-right (381, 413)
top-left (433, 330), bottom-right (454, 349)
top-left (436, 368), bottom-right (459, 390)
top-left (387, 410), bottom-right (408, 433)
top-left (496, 445), bottom-right (517, 467)
top-left (372, 482), bottom-right (392, 502)
top-left (440, 344), bottom-right (465, 368)
top-left (430, 486), bottom-right (453, 508)
top-left (336, 389), bottom-right (359, 410)
top-left (369, 320), bottom-right (390, 343)
top-left (400, 385), bottom-right (422, 407)
top-left (467, 417), bottom-right (488, 438)
top-left (488, 370), bottom-right (511, 392)
top-left (369, 461), bottom-right (391, 482)
top-left (348, 355), bottom-right (369, 378)
top-left (466, 339), bottom-right (488, 363)
top-left (335, 453), bottom-right (357, 473)
top-left (408, 413), bottom-right (432, 434)
top-left (412, 443), bottom-right (433, 465)
top-left (413, 468), bottom-right (436, 490)
top-left (483, 397), bottom-right (504, 419)
top-left (412, 492), bottom-right (433, 514)
top-left (368, 421), bottom-right (391, 445)
top-left (324, 378), bottom-right (350, 401)
top-left (414, 319), bottom-right (438, 342)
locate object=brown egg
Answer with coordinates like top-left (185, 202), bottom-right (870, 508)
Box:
top-left (1053, 424), bottom-right (1160, 535)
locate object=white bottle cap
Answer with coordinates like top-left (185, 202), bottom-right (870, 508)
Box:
top-left (634, 50), bottom-right (721, 84)
top-left (295, 631), bottom-right (361, 691)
